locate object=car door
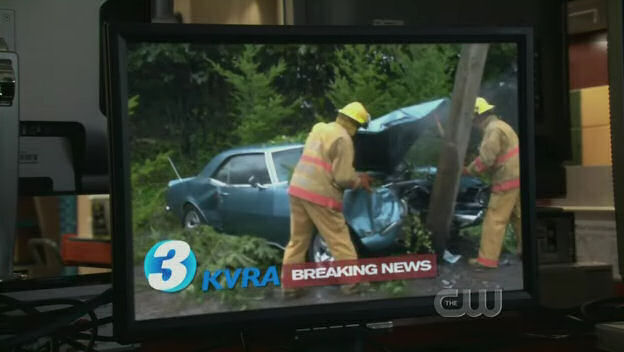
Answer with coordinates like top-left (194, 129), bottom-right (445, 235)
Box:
top-left (269, 147), bottom-right (303, 246)
top-left (212, 153), bottom-right (275, 238)
top-left (188, 174), bottom-right (223, 230)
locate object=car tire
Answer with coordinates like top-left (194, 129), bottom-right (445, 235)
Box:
top-left (183, 205), bottom-right (202, 229)
top-left (307, 233), bottom-right (335, 263)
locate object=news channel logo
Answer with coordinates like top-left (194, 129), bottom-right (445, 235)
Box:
top-left (144, 240), bottom-right (197, 292)
top-left (434, 288), bottom-right (502, 318)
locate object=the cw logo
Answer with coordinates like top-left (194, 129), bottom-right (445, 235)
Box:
top-left (434, 289), bottom-right (502, 318)
top-left (144, 240), bottom-right (197, 292)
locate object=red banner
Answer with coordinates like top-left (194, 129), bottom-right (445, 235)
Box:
top-left (281, 254), bottom-right (437, 288)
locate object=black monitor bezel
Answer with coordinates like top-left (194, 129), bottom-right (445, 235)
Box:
top-left (107, 23), bottom-right (537, 342)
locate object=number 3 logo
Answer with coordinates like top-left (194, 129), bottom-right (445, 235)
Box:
top-left (144, 240), bottom-right (197, 292)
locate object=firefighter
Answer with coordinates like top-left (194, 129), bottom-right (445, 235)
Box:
top-left (464, 97), bottom-right (521, 269)
top-left (282, 102), bottom-right (373, 296)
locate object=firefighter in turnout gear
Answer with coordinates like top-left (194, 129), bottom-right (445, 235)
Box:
top-left (282, 102), bottom-right (373, 296)
top-left (464, 97), bottom-right (521, 269)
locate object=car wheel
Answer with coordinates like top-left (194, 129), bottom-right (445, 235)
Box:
top-left (308, 234), bottom-right (335, 263)
top-left (183, 206), bottom-right (202, 229)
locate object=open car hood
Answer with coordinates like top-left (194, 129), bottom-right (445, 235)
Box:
top-left (354, 98), bottom-right (450, 173)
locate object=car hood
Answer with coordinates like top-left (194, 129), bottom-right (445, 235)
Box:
top-left (353, 98), bottom-right (450, 173)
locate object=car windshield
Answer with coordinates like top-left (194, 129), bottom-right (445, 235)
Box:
top-left (273, 148), bottom-right (303, 182)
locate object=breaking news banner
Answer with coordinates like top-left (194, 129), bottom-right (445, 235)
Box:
top-left (281, 254), bottom-right (437, 288)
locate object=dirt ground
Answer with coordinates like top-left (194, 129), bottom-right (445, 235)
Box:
top-left (134, 239), bottom-right (523, 320)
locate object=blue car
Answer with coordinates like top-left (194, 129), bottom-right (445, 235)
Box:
top-left (165, 144), bottom-right (408, 262)
top-left (166, 144), bottom-right (309, 246)
top-left (166, 99), bottom-right (488, 261)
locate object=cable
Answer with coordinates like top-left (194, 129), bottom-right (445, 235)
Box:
top-left (1, 298), bottom-right (93, 335)
top-left (0, 293), bottom-right (41, 315)
top-left (580, 296), bottom-right (624, 324)
top-left (83, 307), bottom-right (98, 352)
top-left (0, 288), bottom-right (113, 351)
top-left (60, 336), bottom-right (97, 352)
top-left (70, 333), bottom-right (116, 342)
top-left (62, 316), bottom-right (114, 335)
top-left (239, 331), bottom-right (249, 352)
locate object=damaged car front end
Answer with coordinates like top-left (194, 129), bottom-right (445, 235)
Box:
top-left (166, 98), bottom-right (488, 262)
top-left (351, 98), bottom-right (488, 232)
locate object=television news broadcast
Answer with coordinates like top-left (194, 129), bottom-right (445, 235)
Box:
top-left (119, 31), bottom-right (531, 325)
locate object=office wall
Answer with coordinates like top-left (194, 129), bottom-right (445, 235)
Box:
top-left (568, 31), bottom-right (611, 166)
top-left (569, 86), bottom-right (612, 166)
top-left (175, 0), bottom-right (281, 25)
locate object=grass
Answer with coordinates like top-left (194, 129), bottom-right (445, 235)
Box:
top-left (461, 223), bottom-right (520, 255)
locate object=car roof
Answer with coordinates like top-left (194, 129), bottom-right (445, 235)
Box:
top-left (222, 143), bottom-right (303, 155)
top-left (200, 143), bottom-right (303, 176)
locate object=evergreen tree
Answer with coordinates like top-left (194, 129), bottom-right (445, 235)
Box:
top-left (387, 44), bottom-right (457, 106)
top-left (327, 44), bottom-right (458, 120)
top-left (210, 45), bottom-right (300, 145)
top-left (127, 43), bottom-right (234, 174)
top-left (327, 45), bottom-right (397, 118)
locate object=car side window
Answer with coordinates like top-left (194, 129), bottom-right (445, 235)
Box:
top-left (272, 148), bottom-right (303, 182)
top-left (213, 162), bottom-right (230, 183)
top-left (213, 154), bottom-right (271, 185)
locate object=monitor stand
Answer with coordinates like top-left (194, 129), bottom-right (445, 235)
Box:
top-left (0, 45), bottom-right (19, 281)
top-left (295, 332), bottom-right (365, 352)
top-left (293, 324), bottom-right (389, 352)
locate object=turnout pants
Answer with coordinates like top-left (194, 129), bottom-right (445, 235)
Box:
top-left (477, 188), bottom-right (522, 268)
top-left (282, 196), bottom-right (358, 265)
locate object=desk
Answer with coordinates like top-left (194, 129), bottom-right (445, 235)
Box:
top-left (141, 310), bottom-right (601, 351)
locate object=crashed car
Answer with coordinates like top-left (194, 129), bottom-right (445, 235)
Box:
top-left (353, 98), bottom-right (488, 229)
top-left (166, 98), bottom-right (489, 262)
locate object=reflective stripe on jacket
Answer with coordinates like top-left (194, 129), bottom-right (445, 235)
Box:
top-left (467, 115), bottom-right (520, 193)
top-left (289, 121), bottom-right (360, 211)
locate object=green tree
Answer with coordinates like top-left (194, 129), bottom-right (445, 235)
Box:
top-left (261, 44), bottom-right (338, 125)
top-left (327, 45), bottom-right (396, 118)
top-left (210, 45), bottom-right (301, 145)
top-left (387, 44), bottom-right (458, 106)
top-left (127, 43), bottom-right (236, 175)
top-left (327, 44), bottom-right (458, 120)
top-left (131, 151), bottom-right (180, 234)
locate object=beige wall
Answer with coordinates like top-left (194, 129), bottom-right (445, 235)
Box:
top-left (175, 0), bottom-right (282, 25)
top-left (579, 85), bottom-right (612, 166)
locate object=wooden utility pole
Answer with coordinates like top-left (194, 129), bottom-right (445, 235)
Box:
top-left (427, 44), bottom-right (490, 255)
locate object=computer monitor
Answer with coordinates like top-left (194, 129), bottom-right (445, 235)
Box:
top-left (108, 24), bottom-right (536, 341)
top-left (0, 49), bottom-right (19, 280)
top-left (607, 0), bottom-right (624, 282)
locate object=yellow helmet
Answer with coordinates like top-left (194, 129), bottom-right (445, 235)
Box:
top-left (474, 97), bottom-right (495, 116)
top-left (338, 102), bottom-right (371, 126)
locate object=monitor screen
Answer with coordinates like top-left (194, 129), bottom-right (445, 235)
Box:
top-left (109, 25), bottom-right (536, 339)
